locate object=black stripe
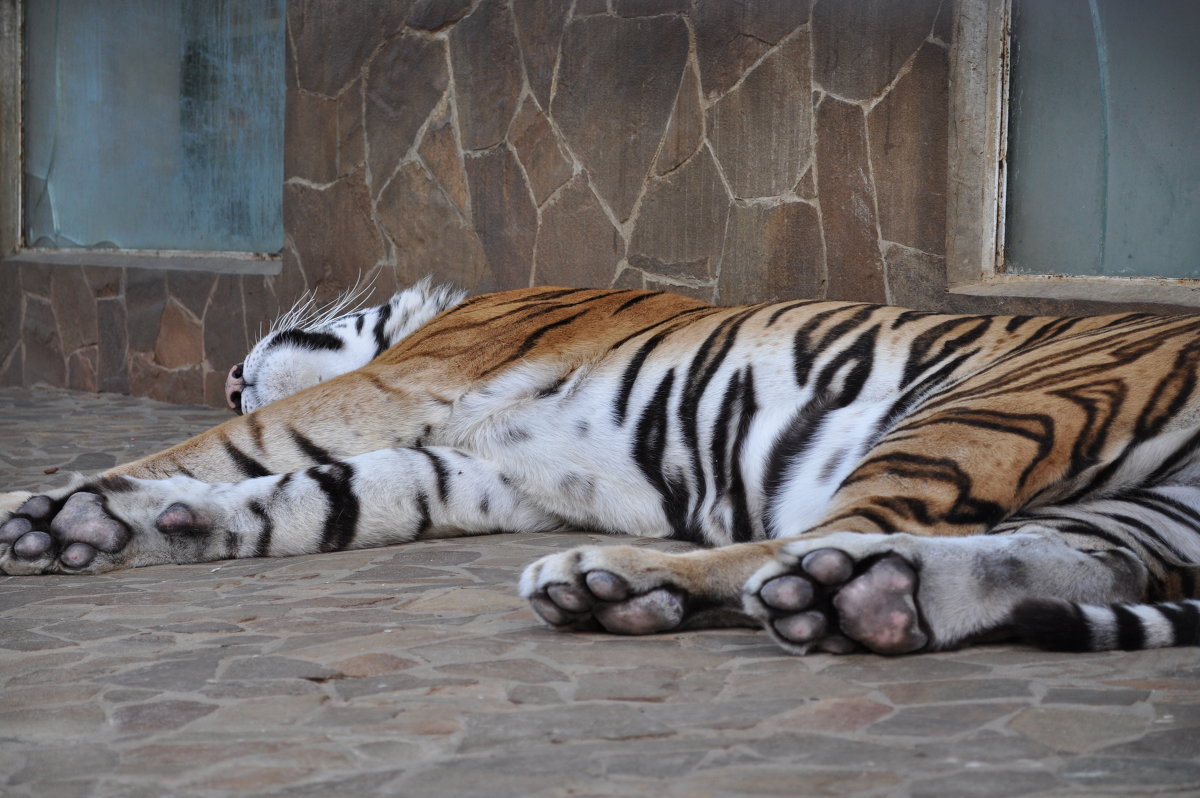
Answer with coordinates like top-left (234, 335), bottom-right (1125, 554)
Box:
top-left (480, 309), bottom-right (593, 377)
top-left (414, 491), bottom-right (432, 537)
top-left (1013, 598), bottom-right (1091, 651)
top-left (766, 300), bottom-right (819, 327)
top-left (632, 369), bottom-right (696, 542)
top-left (792, 305), bottom-right (874, 388)
top-left (246, 414), bottom-right (265, 452)
top-left (1004, 315), bottom-right (1033, 333)
top-left (899, 316), bottom-right (989, 387)
top-left (606, 306), bottom-right (716, 354)
top-left (268, 329), bottom-right (345, 352)
top-left (614, 331), bottom-right (671, 425)
top-left (1145, 426), bottom-right (1200, 484)
top-left (289, 427), bottom-right (336, 465)
top-left (414, 447), bottom-right (450, 503)
top-left (493, 288), bottom-right (590, 305)
top-left (1159, 601), bottom-right (1200, 646)
top-left (223, 440), bottom-right (271, 478)
top-left (355, 314), bottom-right (365, 334)
top-left (307, 462), bottom-right (359, 552)
top-left (372, 303), bottom-right (393, 357)
top-left (844, 452), bottom-right (1007, 528)
top-left (613, 292), bottom-right (659, 314)
top-left (728, 367), bottom-right (758, 542)
top-left (248, 500), bottom-right (273, 558)
top-left (1125, 489), bottom-right (1200, 529)
top-left (1112, 604), bottom-right (1146, 650)
top-left (1106, 512), bottom-right (1192, 562)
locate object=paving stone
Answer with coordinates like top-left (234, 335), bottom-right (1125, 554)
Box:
top-left (654, 60), bottom-right (703, 177)
top-left (913, 729), bottom-right (1055, 765)
top-left (629, 146), bottom-right (730, 280)
top-left (717, 200), bottom-right (824, 304)
top-left (909, 769), bottom-right (1061, 798)
top-left (1100, 728), bottom-right (1200, 760)
top-left (219, 655), bottom-right (341, 681)
top-left (510, 99), bottom-right (574, 207)
top-left (284, 170), bottom-right (385, 294)
top-left (102, 656), bottom-right (221, 691)
top-left (449, 0), bottom-right (522, 151)
top-left (406, 0), bottom-right (470, 31)
top-left (815, 96), bottom-right (888, 302)
top-left (879, 677), bottom-right (1034, 705)
top-left (1059, 756), bottom-right (1200, 789)
top-left (812, 0), bottom-right (940, 101)
top-left (534, 176), bottom-right (623, 287)
top-left (375, 161), bottom-right (489, 291)
top-left (464, 146), bottom-right (537, 291)
top-left (1007, 706), bottom-right (1152, 754)
top-left (363, 34), bottom-right (448, 188)
top-left (869, 702), bottom-right (1025, 737)
top-left (1043, 686), bottom-right (1151, 706)
top-left (869, 41), bottom-right (949, 257)
top-left (708, 34), bottom-right (812, 199)
top-left (553, 13), bottom-right (688, 221)
top-left (511, 0), bottom-right (570, 112)
top-left (288, 0), bottom-right (409, 97)
top-left (440, 657), bottom-right (567, 684)
top-left (692, 0), bottom-right (812, 99)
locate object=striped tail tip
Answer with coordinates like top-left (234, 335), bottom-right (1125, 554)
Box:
top-left (1014, 597), bottom-right (1200, 652)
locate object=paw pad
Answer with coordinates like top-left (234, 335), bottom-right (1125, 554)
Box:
top-left (754, 549), bottom-right (927, 655)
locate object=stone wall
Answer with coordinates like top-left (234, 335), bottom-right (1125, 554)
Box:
top-left (283, 0), bottom-right (953, 307)
top-left (5, 0), bottom-right (1189, 407)
top-left (0, 260), bottom-right (284, 406)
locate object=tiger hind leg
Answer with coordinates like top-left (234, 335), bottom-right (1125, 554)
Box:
top-left (743, 530), bottom-right (1150, 654)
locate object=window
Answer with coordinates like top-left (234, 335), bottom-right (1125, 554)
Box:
top-left (21, 0), bottom-right (284, 254)
top-left (1004, 0), bottom-right (1200, 278)
top-left (947, 0), bottom-right (1200, 306)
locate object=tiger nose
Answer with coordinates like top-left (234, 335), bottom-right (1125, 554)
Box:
top-left (225, 363), bottom-right (245, 414)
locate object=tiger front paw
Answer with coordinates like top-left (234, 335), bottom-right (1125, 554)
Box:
top-left (519, 546), bottom-right (690, 634)
top-left (0, 476), bottom-right (220, 575)
top-left (0, 481), bottom-right (129, 574)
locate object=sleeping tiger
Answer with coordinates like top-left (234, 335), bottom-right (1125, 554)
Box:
top-left (3, 280), bottom-right (1200, 655)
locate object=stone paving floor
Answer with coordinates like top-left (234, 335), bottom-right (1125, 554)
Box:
top-left (1, 386), bottom-right (1198, 797)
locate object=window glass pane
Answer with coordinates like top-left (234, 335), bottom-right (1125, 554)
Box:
top-left (1005, 0), bottom-right (1200, 278)
top-left (23, 0), bottom-right (284, 252)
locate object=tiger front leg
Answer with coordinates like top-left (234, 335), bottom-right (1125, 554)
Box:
top-left (0, 474), bottom-right (242, 574)
top-left (0, 447), bottom-right (562, 575)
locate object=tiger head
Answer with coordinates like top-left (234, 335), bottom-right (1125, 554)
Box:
top-left (225, 278), bottom-right (466, 415)
top-left (225, 326), bottom-right (362, 416)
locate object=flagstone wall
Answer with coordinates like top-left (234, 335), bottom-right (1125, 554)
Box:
top-left (283, 0), bottom-right (953, 307)
top-left (9, 0), bottom-right (1154, 407)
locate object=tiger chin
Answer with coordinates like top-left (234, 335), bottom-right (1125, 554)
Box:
top-left (4, 279), bottom-right (1200, 656)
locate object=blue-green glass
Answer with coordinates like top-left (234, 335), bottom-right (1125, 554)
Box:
top-left (1005, 0), bottom-right (1200, 277)
top-left (23, 0), bottom-right (284, 252)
